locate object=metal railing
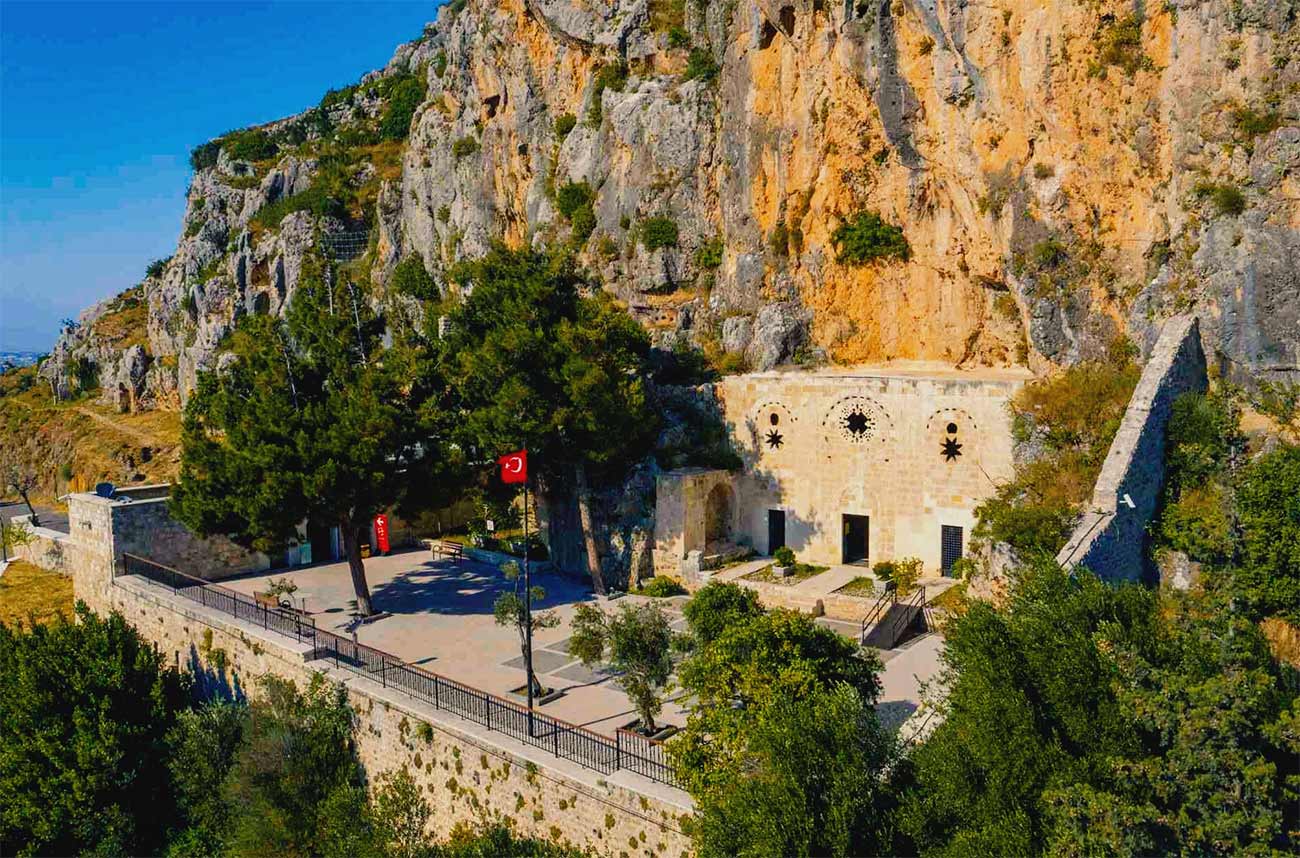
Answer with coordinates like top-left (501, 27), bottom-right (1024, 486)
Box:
top-left (860, 582), bottom-right (896, 645)
top-left (119, 553), bottom-right (679, 788)
top-left (888, 585), bottom-right (927, 649)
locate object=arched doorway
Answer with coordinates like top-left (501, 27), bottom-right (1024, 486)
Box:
top-left (704, 483), bottom-right (733, 547)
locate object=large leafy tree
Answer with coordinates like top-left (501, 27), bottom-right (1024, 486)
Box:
top-left (0, 605), bottom-right (190, 856)
top-left (900, 561), bottom-right (1300, 856)
top-left (437, 245), bottom-right (659, 592)
top-left (671, 604), bottom-right (893, 857)
top-left (172, 252), bottom-right (455, 615)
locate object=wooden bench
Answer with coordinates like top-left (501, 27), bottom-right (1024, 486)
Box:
top-left (421, 539), bottom-right (465, 560)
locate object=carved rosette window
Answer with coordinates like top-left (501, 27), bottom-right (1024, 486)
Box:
top-left (822, 396), bottom-right (890, 457)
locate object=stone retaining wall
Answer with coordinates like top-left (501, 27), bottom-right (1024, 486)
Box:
top-left (1056, 316), bottom-right (1208, 583)
top-left (66, 488), bottom-right (693, 857)
top-left (9, 514), bottom-right (71, 573)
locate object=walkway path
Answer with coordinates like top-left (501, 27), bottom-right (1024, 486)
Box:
top-left (74, 406), bottom-right (160, 447)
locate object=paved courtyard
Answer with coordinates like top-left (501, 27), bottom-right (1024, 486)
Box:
top-left (221, 548), bottom-right (945, 738)
top-left (222, 550), bottom-right (691, 737)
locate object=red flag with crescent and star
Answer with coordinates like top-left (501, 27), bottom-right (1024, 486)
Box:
top-left (498, 450), bottom-right (527, 484)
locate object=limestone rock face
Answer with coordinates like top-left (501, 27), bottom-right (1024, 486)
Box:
top-left (42, 0), bottom-right (1300, 411)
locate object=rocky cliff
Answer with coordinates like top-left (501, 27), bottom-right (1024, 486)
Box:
top-left (42, 0), bottom-right (1300, 410)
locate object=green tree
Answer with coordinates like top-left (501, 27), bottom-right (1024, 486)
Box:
top-left (493, 561), bottom-right (560, 698)
top-left (371, 767), bottom-right (433, 858)
top-left (172, 252), bottom-right (455, 615)
top-left (900, 562), bottom-right (1155, 855)
top-left (0, 604), bottom-right (190, 857)
top-left (568, 602), bottom-right (676, 731)
top-left (672, 606), bottom-right (891, 857)
top-left (437, 245), bottom-right (659, 592)
top-left (165, 701), bottom-right (248, 856)
top-left (1235, 444), bottom-right (1300, 622)
top-left (1044, 586), bottom-right (1300, 855)
top-left (223, 674), bottom-right (365, 857)
top-left (691, 684), bottom-right (896, 858)
top-left (681, 580), bottom-right (763, 646)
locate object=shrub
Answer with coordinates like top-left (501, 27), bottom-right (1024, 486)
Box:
top-left (872, 557), bottom-right (922, 594)
top-left (683, 48), bottom-right (720, 82)
top-left (555, 181), bottom-right (596, 243)
top-left (554, 181), bottom-right (593, 220)
top-left (831, 211), bottom-right (910, 264)
top-left (390, 255), bottom-right (439, 300)
top-left (695, 236), bottom-right (724, 269)
top-left (379, 74), bottom-right (427, 141)
top-left (640, 216), bottom-right (679, 250)
top-left (554, 113), bottom-right (577, 138)
top-left (1232, 105), bottom-right (1281, 138)
top-left (1159, 483), bottom-right (1234, 564)
top-left (451, 136), bottom-right (480, 159)
top-left (638, 577), bottom-right (689, 597)
top-left (250, 183), bottom-right (345, 232)
top-left (189, 140), bottom-right (221, 171)
top-left (223, 128), bottom-right (278, 162)
top-left (1033, 162), bottom-right (1055, 179)
top-left (773, 546), bottom-right (797, 567)
top-left (433, 51), bottom-right (448, 77)
top-left (145, 257), bottom-right (171, 279)
top-left (1097, 14), bottom-right (1152, 74)
top-left (1194, 181), bottom-right (1246, 216)
top-left (667, 26), bottom-right (691, 48)
top-left (437, 204), bottom-right (451, 223)
top-left (586, 61), bottom-right (628, 125)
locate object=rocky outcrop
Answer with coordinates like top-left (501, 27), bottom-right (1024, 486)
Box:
top-left (42, 0), bottom-right (1300, 411)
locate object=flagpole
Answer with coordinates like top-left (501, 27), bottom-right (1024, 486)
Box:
top-left (523, 460), bottom-right (535, 733)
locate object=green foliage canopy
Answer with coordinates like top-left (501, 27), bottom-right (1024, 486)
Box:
top-left (0, 605), bottom-right (190, 857)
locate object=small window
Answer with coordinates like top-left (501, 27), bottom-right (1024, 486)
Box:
top-left (770, 413), bottom-right (779, 426)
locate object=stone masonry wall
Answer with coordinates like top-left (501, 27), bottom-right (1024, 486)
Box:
top-left (1056, 316), bottom-right (1208, 583)
top-left (9, 514), bottom-right (71, 574)
top-left (67, 489), bottom-right (269, 586)
top-left (67, 491), bottom-right (693, 858)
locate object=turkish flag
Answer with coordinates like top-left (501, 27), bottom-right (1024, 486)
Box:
top-left (498, 450), bottom-right (527, 484)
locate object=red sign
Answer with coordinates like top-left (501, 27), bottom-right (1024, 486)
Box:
top-left (373, 514), bottom-right (390, 554)
top-left (498, 450), bottom-right (527, 484)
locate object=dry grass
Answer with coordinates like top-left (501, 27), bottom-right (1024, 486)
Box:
top-left (0, 560), bottom-right (73, 627)
top-left (0, 366), bottom-right (181, 503)
top-left (1261, 616), bottom-right (1300, 669)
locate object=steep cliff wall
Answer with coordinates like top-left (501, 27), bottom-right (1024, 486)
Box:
top-left (41, 0), bottom-right (1300, 406)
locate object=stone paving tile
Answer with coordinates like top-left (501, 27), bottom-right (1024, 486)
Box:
top-left (553, 662), bottom-right (622, 684)
top-left (503, 650), bottom-right (573, 673)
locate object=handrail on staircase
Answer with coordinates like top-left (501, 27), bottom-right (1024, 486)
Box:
top-left (886, 585), bottom-right (927, 649)
top-left (860, 581), bottom-right (896, 645)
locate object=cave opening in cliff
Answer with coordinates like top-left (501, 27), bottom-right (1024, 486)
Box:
top-left (760, 19), bottom-right (778, 49)
top-left (779, 5), bottom-right (796, 36)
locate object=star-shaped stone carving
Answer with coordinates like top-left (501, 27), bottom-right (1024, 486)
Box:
top-left (844, 410), bottom-right (872, 438)
top-left (766, 429), bottom-right (784, 449)
top-left (941, 437), bottom-right (963, 461)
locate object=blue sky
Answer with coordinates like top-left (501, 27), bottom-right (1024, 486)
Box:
top-left (1, 1), bottom-right (439, 352)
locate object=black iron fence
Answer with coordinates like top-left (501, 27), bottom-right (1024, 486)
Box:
top-left (119, 554), bottom-right (680, 788)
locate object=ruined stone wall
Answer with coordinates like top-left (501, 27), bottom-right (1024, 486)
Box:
top-left (1056, 316), bottom-right (1208, 583)
top-left (708, 367), bottom-right (1025, 571)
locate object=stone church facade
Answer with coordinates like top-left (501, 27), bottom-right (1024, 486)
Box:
top-left (655, 366), bottom-right (1027, 577)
